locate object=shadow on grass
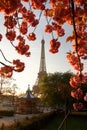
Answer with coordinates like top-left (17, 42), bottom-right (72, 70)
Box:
top-left (43, 114), bottom-right (87, 130)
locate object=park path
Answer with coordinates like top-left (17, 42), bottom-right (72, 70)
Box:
top-left (0, 114), bottom-right (39, 127)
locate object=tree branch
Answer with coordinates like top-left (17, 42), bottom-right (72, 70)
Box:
top-left (0, 49), bottom-right (12, 64)
top-left (71, 0), bottom-right (82, 75)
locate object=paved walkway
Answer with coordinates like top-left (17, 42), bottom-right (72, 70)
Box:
top-left (0, 114), bottom-right (39, 127)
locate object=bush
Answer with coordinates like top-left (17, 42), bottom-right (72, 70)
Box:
top-left (0, 110), bottom-right (14, 116)
top-left (0, 111), bottom-right (57, 130)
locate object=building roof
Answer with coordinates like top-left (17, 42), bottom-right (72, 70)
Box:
top-left (20, 87), bottom-right (37, 100)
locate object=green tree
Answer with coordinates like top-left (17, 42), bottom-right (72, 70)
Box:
top-left (39, 71), bottom-right (73, 109)
top-left (32, 84), bottom-right (40, 97)
top-left (58, 72), bottom-right (74, 109)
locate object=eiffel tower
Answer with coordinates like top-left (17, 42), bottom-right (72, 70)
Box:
top-left (32, 38), bottom-right (47, 96)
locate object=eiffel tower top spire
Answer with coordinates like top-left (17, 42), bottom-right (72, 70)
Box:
top-left (38, 38), bottom-right (47, 78)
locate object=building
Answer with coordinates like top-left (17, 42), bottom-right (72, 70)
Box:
top-left (17, 87), bottom-right (39, 114)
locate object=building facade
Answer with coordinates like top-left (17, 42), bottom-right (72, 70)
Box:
top-left (17, 87), bottom-right (39, 114)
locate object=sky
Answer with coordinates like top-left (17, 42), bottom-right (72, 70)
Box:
top-left (12, 22), bottom-right (74, 94)
top-left (0, 3), bottom-right (87, 95)
top-left (0, 17), bottom-right (74, 94)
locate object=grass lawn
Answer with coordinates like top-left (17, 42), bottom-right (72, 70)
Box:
top-left (43, 114), bottom-right (87, 130)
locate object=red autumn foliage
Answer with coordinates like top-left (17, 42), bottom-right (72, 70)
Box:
top-left (0, 34), bottom-right (2, 41)
top-left (44, 24), bottom-right (53, 33)
top-left (0, 66), bottom-right (13, 78)
top-left (27, 33), bottom-right (36, 41)
top-left (49, 39), bottom-right (60, 54)
top-left (4, 16), bottom-right (17, 29)
top-left (0, 0), bottom-right (87, 110)
top-left (6, 30), bottom-right (16, 41)
top-left (13, 59), bottom-right (25, 72)
top-left (19, 21), bottom-right (28, 35)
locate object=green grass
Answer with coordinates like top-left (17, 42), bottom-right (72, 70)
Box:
top-left (67, 115), bottom-right (87, 130)
top-left (43, 114), bottom-right (87, 130)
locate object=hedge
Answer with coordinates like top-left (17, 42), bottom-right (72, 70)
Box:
top-left (0, 111), bottom-right (57, 130)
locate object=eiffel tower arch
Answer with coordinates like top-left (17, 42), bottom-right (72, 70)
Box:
top-left (32, 38), bottom-right (47, 96)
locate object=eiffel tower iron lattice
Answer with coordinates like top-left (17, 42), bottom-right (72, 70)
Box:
top-left (32, 38), bottom-right (47, 96)
top-left (32, 39), bottom-right (47, 97)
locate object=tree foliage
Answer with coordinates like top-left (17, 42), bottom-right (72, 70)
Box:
top-left (39, 71), bottom-right (73, 108)
top-left (0, 0), bottom-right (87, 109)
top-left (0, 76), bottom-right (17, 95)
